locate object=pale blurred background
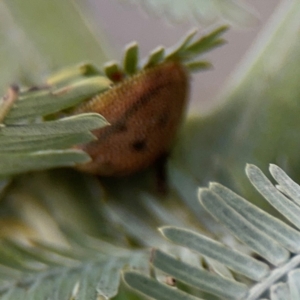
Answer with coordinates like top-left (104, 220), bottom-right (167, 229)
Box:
top-left (84, 0), bottom-right (280, 112)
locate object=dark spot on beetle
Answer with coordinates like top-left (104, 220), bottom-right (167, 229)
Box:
top-left (132, 139), bottom-right (146, 152)
top-left (157, 111), bottom-right (169, 127)
top-left (114, 122), bottom-right (127, 132)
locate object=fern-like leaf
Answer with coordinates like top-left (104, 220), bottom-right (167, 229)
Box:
top-left (0, 79), bottom-right (110, 177)
top-left (104, 26), bottom-right (228, 82)
top-left (124, 164), bottom-right (300, 299)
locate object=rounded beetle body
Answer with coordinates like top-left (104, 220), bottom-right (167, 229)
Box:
top-left (74, 60), bottom-right (189, 176)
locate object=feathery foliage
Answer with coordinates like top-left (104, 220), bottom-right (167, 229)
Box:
top-left (103, 26), bottom-right (227, 82)
top-left (124, 164), bottom-right (300, 300)
top-left (1, 164), bottom-right (300, 299)
top-left (0, 1), bottom-right (300, 300)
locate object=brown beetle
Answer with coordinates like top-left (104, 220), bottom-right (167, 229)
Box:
top-left (74, 60), bottom-right (189, 176)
